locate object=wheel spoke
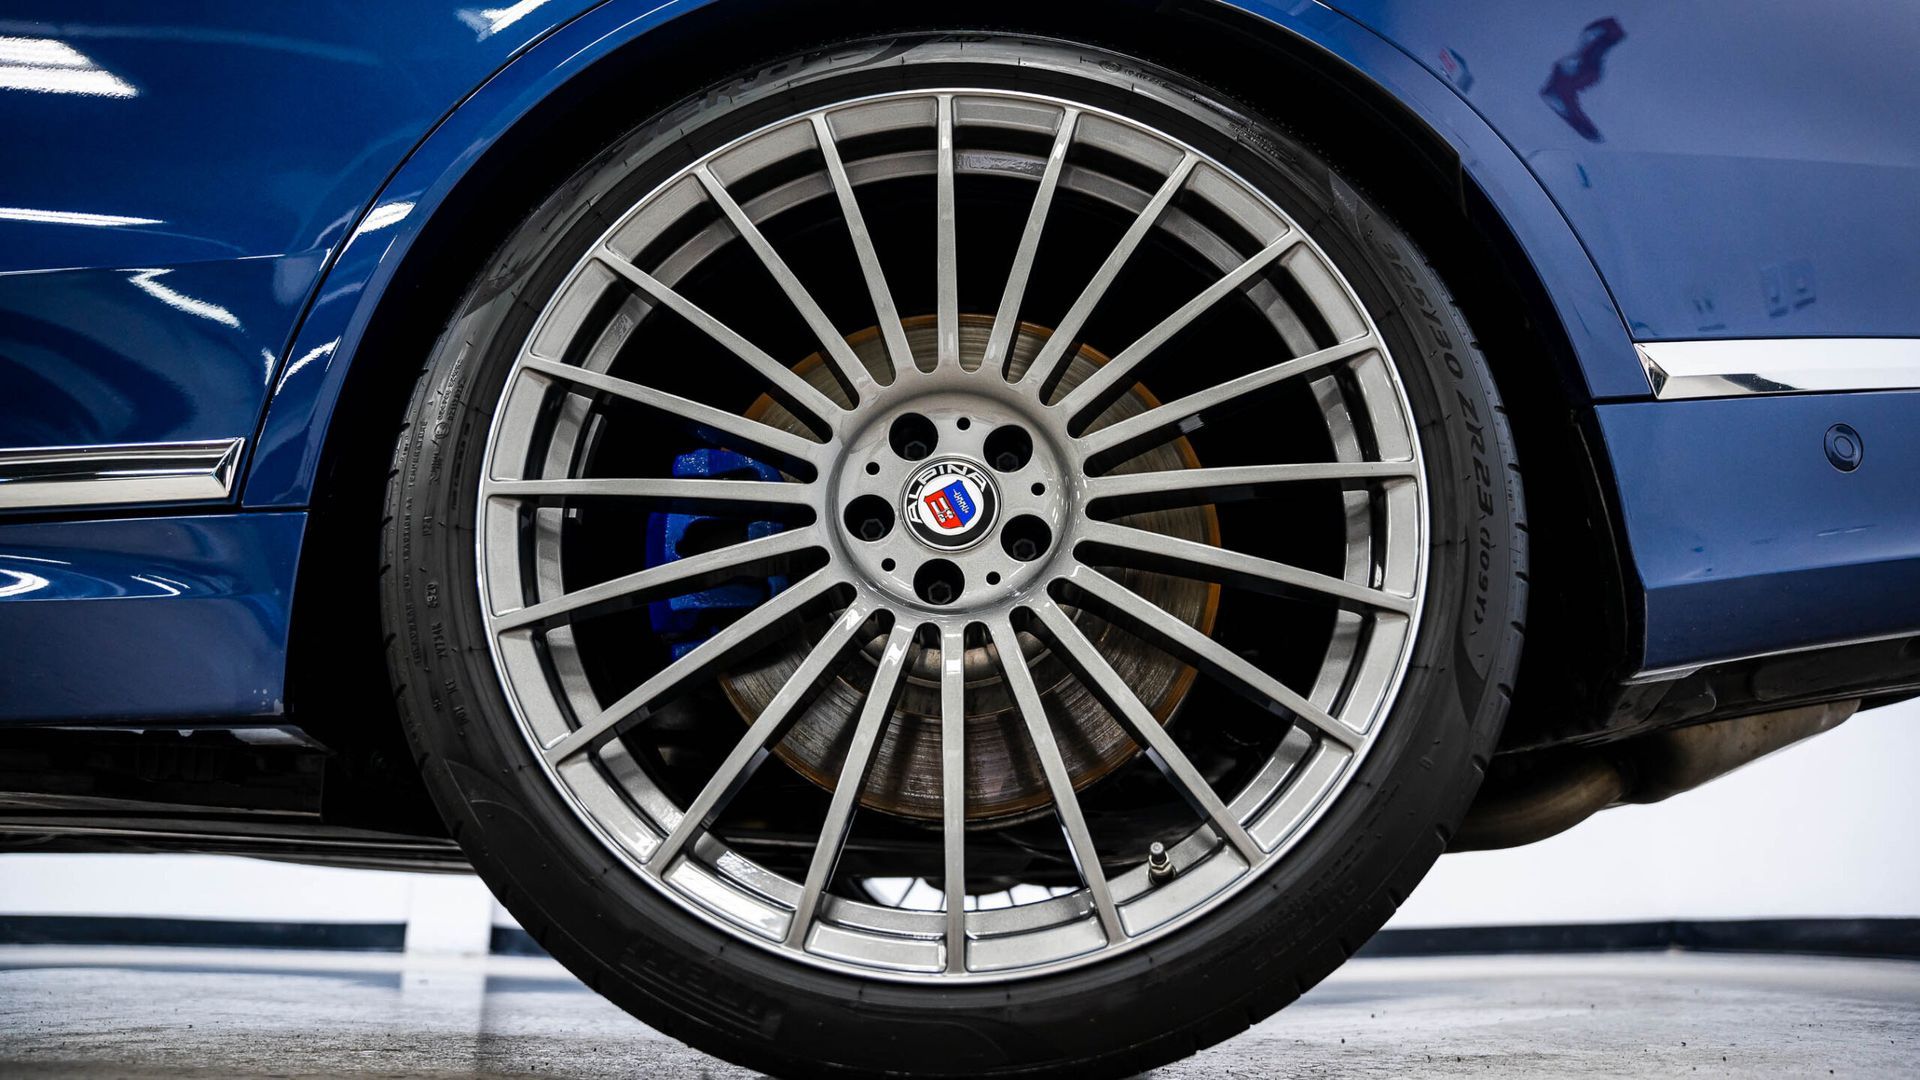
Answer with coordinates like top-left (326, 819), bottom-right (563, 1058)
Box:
top-left (787, 619), bottom-right (918, 947)
top-left (1023, 152), bottom-right (1199, 399)
top-left (491, 526), bottom-right (822, 632)
top-left (1077, 333), bottom-right (1379, 465)
top-left (483, 476), bottom-right (813, 512)
top-left (988, 618), bottom-right (1125, 943)
top-left (649, 601), bottom-right (874, 871)
top-left (939, 623), bottom-right (968, 972)
top-left (1056, 232), bottom-right (1300, 421)
top-left (543, 571), bottom-right (843, 763)
top-left (1058, 565), bottom-right (1366, 749)
top-left (1083, 460), bottom-right (1415, 513)
top-left (1026, 598), bottom-right (1263, 865)
top-left (811, 113), bottom-right (913, 379)
top-left (935, 95), bottom-right (959, 370)
top-left (519, 357), bottom-right (824, 470)
top-left (694, 164), bottom-right (877, 401)
top-left (1079, 521), bottom-right (1413, 614)
top-left (593, 246), bottom-right (845, 428)
top-left (983, 108), bottom-right (1078, 377)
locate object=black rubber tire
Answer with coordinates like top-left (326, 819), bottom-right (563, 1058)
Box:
top-left (382, 33), bottom-right (1527, 1080)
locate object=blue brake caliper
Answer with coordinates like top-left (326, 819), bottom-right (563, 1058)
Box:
top-left (645, 448), bottom-right (788, 659)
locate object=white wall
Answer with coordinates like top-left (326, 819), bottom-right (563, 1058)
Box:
top-left (2, 699), bottom-right (1914, 940)
top-left (1391, 696), bottom-right (1920, 927)
top-left (0, 854), bottom-right (426, 922)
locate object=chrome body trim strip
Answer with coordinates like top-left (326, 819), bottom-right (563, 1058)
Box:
top-left (0, 438), bottom-right (244, 509)
top-left (1638, 338), bottom-right (1920, 400)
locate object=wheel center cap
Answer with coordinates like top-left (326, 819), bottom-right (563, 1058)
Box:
top-left (901, 457), bottom-right (998, 551)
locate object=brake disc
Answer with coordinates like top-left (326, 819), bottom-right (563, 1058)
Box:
top-left (724, 315), bottom-right (1219, 821)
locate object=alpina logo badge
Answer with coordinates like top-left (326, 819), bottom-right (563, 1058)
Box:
top-left (902, 459), bottom-right (997, 550)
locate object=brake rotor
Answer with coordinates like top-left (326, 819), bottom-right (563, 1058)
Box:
top-left (728, 315), bottom-right (1219, 821)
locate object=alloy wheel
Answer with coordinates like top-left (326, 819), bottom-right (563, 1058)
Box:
top-left (475, 88), bottom-right (1427, 981)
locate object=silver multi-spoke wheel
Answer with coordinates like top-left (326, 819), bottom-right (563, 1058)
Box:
top-left (473, 87), bottom-right (1427, 981)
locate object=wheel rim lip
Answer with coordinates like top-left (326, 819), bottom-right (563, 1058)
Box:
top-left (473, 85), bottom-right (1432, 983)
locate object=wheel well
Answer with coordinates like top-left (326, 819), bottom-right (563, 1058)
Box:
top-left (287, 0), bottom-right (1631, 818)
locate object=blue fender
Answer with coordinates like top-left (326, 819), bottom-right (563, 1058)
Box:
top-left (241, 0), bottom-right (1650, 508)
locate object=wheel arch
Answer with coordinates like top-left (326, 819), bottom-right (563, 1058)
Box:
top-left (264, 0), bottom-right (1638, 780)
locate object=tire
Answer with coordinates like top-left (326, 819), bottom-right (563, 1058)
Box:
top-left (383, 32), bottom-right (1526, 1080)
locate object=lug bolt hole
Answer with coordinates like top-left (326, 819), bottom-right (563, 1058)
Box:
top-left (843, 495), bottom-right (895, 542)
top-left (984, 425), bottom-right (1033, 472)
top-left (889, 413), bottom-right (938, 461)
top-left (914, 559), bottom-right (964, 606)
top-left (1001, 515), bottom-right (1052, 563)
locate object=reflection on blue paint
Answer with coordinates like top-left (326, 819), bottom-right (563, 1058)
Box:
top-left (0, 568), bottom-right (50, 598)
top-left (350, 200), bottom-right (415, 240)
top-left (128, 268), bottom-right (242, 328)
top-left (274, 339), bottom-right (337, 394)
top-left (0, 36), bottom-right (136, 98)
top-left (0, 207), bottom-right (160, 228)
top-left (1436, 47), bottom-right (1472, 93)
top-left (1541, 18), bottom-right (1625, 142)
top-left (456, 0), bottom-right (556, 41)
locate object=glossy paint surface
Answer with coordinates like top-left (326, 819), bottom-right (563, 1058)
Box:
top-left (0, 1), bottom-right (598, 457)
top-left (245, 0), bottom-right (732, 505)
top-left (0, 513), bottom-right (304, 721)
top-left (1599, 392), bottom-right (1920, 671)
top-left (0, 257), bottom-right (316, 448)
top-left (1327, 1), bottom-right (1920, 343)
top-left (243, 0), bottom-right (1652, 508)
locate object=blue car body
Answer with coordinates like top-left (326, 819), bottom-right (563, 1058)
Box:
top-left (2, 2), bottom-right (1916, 746)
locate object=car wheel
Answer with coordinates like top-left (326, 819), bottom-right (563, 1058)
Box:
top-left (383, 32), bottom-right (1526, 1079)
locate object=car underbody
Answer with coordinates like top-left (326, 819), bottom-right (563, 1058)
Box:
top-left (6, 628), bottom-right (1912, 872)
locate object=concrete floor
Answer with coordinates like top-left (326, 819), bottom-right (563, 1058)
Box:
top-left (0, 946), bottom-right (1914, 1078)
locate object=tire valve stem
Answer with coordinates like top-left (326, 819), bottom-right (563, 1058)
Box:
top-left (1147, 841), bottom-right (1176, 885)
